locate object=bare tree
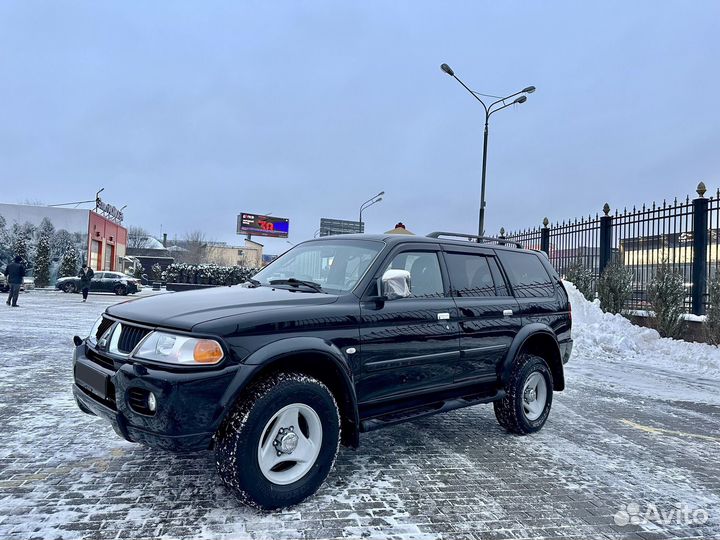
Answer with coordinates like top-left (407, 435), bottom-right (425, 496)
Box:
top-left (128, 226), bottom-right (151, 249)
top-left (175, 230), bottom-right (208, 265)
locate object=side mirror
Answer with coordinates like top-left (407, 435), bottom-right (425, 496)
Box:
top-left (380, 269), bottom-right (412, 300)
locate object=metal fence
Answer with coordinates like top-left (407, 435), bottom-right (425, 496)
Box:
top-left (504, 182), bottom-right (716, 315)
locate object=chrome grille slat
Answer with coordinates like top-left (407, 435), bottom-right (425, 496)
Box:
top-left (96, 317), bottom-right (114, 340)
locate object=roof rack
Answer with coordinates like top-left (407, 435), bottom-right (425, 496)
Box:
top-left (426, 231), bottom-right (523, 249)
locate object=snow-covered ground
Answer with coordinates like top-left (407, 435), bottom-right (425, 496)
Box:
top-left (0, 288), bottom-right (718, 539)
top-left (566, 280), bottom-right (720, 404)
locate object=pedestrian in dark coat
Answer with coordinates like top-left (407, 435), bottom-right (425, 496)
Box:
top-left (78, 264), bottom-right (94, 302)
top-left (5, 255), bottom-right (25, 307)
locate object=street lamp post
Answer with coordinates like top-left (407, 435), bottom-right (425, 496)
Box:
top-left (359, 191), bottom-right (384, 232)
top-left (441, 63), bottom-right (535, 237)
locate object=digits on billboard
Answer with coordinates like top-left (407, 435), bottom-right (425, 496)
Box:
top-left (237, 213), bottom-right (290, 238)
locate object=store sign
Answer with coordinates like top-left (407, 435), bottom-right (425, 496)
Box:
top-left (96, 197), bottom-right (123, 222)
top-left (237, 213), bottom-right (290, 238)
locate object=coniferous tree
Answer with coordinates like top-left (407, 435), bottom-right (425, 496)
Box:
top-left (647, 261), bottom-right (685, 338)
top-left (59, 247), bottom-right (79, 278)
top-left (11, 234), bottom-right (29, 263)
top-left (597, 258), bottom-right (634, 314)
top-left (34, 235), bottom-right (51, 287)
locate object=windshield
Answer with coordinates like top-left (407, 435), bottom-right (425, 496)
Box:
top-left (253, 239), bottom-right (384, 294)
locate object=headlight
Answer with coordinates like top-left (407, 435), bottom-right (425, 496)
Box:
top-left (87, 316), bottom-right (104, 343)
top-left (132, 331), bottom-right (224, 365)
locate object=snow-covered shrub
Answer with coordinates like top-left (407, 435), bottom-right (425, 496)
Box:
top-left (597, 258), bottom-right (633, 314)
top-left (34, 235), bottom-right (51, 287)
top-left (151, 263), bottom-right (163, 281)
top-left (133, 264), bottom-right (145, 279)
top-left (164, 262), bottom-right (258, 286)
top-left (564, 259), bottom-right (594, 301)
top-left (59, 247), bottom-right (79, 277)
top-left (706, 273), bottom-right (720, 345)
top-left (646, 262), bottom-right (685, 338)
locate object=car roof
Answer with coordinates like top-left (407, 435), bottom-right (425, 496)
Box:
top-left (303, 233), bottom-right (538, 255)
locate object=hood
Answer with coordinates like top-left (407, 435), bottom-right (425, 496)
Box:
top-left (105, 285), bottom-right (339, 331)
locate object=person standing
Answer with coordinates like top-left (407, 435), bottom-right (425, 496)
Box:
top-left (78, 264), bottom-right (94, 302)
top-left (4, 256), bottom-right (26, 307)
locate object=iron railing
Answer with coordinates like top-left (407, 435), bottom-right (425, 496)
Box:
top-left (504, 182), bottom-right (715, 315)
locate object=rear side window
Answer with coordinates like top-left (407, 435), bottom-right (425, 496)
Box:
top-left (496, 251), bottom-right (554, 298)
top-left (445, 253), bottom-right (495, 297)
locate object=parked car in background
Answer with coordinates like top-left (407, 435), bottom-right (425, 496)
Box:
top-left (22, 276), bottom-right (35, 291)
top-left (0, 273), bottom-right (7, 293)
top-left (57, 271), bottom-right (140, 296)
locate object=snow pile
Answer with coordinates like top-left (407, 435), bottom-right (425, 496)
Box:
top-left (565, 280), bottom-right (720, 381)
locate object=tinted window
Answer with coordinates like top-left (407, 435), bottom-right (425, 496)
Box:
top-left (384, 251), bottom-right (444, 298)
top-left (445, 253), bottom-right (495, 297)
top-left (497, 251), bottom-right (554, 298)
top-left (487, 257), bottom-right (510, 296)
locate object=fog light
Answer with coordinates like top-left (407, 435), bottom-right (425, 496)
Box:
top-left (147, 392), bottom-right (157, 412)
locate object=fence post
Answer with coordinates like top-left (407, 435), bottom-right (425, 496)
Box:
top-left (540, 217), bottom-right (550, 255)
top-left (599, 203), bottom-right (613, 274)
top-left (692, 182), bottom-right (709, 315)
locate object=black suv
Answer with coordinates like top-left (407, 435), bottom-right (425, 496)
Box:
top-left (72, 232), bottom-right (572, 509)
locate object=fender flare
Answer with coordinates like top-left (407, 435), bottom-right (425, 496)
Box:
top-left (217, 336), bottom-right (360, 446)
top-left (499, 323), bottom-right (564, 390)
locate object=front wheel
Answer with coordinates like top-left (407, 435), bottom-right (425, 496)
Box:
top-left (494, 354), bottom-right (553, 435)
top-left (114, 285), bottom-right (127, 296)
top-left (64, 282), bottom-right (77, 294)
top-left (215, 373), bottom-right (340, 509)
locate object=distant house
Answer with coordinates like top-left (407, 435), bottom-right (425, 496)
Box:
top-left (126, 240), bottom-right (174, 274)
top-left (206, 239), bottom-right (264, 268)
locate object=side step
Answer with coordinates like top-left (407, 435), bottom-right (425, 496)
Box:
top-left (360, 390), bottom-right (505, 432)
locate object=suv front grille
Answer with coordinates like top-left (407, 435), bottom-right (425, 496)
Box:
top-left (116, 324), bottom-right (151, 354)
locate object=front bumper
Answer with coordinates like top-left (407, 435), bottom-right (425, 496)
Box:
top-left (72, 343), bottom-right (241, 452)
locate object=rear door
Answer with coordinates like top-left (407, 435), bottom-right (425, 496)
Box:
top-left (90, 272), bottom-right (105, 292)
top-left (357, 244), bottom-right (460, 404)
top-left (495, 250), bottom-right (559, 327)
top-left (442, 247), bottom-right (521, 385)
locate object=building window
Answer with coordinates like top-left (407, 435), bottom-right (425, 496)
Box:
top-left (104, 244), bottom-right (114, 271)
top-left (90, 240), bottom-right (101, 270)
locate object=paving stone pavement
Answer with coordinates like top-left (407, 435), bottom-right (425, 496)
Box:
top-left (1, 291), bottom-right (719, 539)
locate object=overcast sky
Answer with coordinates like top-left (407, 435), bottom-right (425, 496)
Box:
top-left (1, 1), bottom-right (719, 254)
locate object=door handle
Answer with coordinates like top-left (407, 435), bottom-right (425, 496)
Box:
top-left (502, 309), bottom-right (513, 317)
top-left (437, 312), bottom-right (450, 320)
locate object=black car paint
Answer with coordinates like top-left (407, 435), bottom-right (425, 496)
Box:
top-left (72, 234), bottom-right (572, 452)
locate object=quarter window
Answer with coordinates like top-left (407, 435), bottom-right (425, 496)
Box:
top-left (445, 253), bottom-right (496, 297)
top-left (497, 251), bottom-right (555, 298)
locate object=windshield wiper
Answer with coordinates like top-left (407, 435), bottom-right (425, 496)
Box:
top-left (269, 278), bottom-right (324, 293)
top-left (246, 277), bottom-right (262, 287)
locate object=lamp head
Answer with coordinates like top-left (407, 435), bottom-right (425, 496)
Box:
top-left (440, 63), bottom-right (455, 77)
top-left (514, 95), bottom-right (528, 104)
top-left (522, 86), bottom-right (536, 94)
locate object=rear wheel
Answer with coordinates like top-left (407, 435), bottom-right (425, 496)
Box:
top-left (215, 373), bottom-right (340, 509)
top-left (494, 354), bottom-right (553, 435)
